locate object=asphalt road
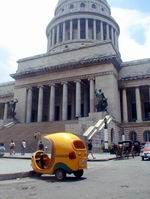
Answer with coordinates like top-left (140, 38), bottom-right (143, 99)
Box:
top-left (0, 157), bottom-right (150, 199)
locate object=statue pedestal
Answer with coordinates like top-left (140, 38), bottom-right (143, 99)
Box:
top-left (89, 112), bottom-right (107, 121)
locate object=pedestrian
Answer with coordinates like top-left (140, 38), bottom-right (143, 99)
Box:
top-left (38, 140), bottom-right (44, 151)
top-left (9, 140), bottom-right (15, 155)
top-left (88, 139), bottom-right (96, 159)
top-left (21, 140), bottom-right (26, 155)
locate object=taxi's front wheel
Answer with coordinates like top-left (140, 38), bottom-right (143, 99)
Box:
top-left (55, 169), bottom-right (66, 181)
top-left (73, 169), bottom-right (84, 178)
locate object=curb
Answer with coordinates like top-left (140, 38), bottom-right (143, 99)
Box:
top-left (0, 171), bottom-right (32, 181)
top-left (2, 156), bottom-right (31, 160)
top-left (88, 157), bottom-right (116, 162)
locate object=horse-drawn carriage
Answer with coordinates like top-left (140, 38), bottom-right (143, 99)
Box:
top-left (115, 141), bottom-right (135, 159)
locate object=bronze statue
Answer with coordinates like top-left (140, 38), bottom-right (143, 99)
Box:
top-left (95, 89), bottom-right (108, 112)
top-left (10, 99), bottom-right (18, 120)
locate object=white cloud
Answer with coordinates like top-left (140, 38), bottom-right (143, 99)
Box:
top-left (0, 0), bottom-right (57, 83)
top-left (0, 1), bottom-right (150, 83)
top-left (111, 7), bottom-right (150, 61)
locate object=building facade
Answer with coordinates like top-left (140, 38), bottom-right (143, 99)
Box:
top-left (0, 0), bottom-right (150, 144)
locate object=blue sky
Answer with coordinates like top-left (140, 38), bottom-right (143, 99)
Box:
top-left (108, 0), bottom-right (150, 13)
top-left (0, 0), bottom-right (150, 83)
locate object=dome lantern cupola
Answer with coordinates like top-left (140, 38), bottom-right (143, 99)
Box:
top-left (46, 0), bottom-right (120, 52)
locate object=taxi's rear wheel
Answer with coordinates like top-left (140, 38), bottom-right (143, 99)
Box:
top-left (73, 169), bottom-right (84, 178)
top-left (55, 169), bottom-right (66, 181)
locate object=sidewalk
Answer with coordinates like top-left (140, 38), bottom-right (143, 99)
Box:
top-left (0, 153), bottom-right (116, 181)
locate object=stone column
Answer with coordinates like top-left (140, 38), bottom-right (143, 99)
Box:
top-left (93, 19), bottom-right (96, 40)
top-left (26, 88), bottom-right (32, 123)
top-left (111, 27), bottom-right (114, 44)
top-left (70, 20), bottom-right (73, 40)
top-left (52, 28), bottom-right (55, 46)
top-left (63, 22), bottom-right (65, 41)
top-left (37, 86), bottom-right (44, 122)
top-left (3, 102), bottom-right (8, 121)
top-left (75, 80), bottom-right (81, 117)
top-left (49, 84), bottom-right (55, 121)
top-left (86, 18), bottom-right (88, 39)
top-left (122, 89), bottom-right (128, 122)
top-left (89, 79), bottom-right (95, 113)
top-left (47, 34), bottom-right (50, 51)
top-left (100, 21), bottom-right (104, 40)
top-left (62, 82), bottom-right (68, 120)
top-left (78, 19), bottom-right (80, 39)
top-left (57, 24), bottom-right (59, 43)
top-left (135, 87), bottom-right (142, 122)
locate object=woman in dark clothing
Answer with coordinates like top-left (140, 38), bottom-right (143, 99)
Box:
top-left (88, 139), bottom-right (96, 159)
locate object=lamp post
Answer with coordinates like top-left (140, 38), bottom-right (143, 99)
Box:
top-left (104, 117), bottom-right (109, 152)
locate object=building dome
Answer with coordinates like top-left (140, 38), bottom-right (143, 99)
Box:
top-left (46, 0), bottom-right (120, 52)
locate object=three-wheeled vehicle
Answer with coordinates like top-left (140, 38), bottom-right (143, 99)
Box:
top-left (31, 132), bottom-right (88, 181)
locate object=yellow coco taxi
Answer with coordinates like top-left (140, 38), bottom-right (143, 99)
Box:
top-left (31, 132), bottom-right (88, 181)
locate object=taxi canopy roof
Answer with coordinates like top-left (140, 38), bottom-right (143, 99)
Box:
top-left (44, 132), bottom-right (84, 154)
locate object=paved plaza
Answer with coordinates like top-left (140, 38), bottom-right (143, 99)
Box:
top-left (0, 157), bottom-right (149, 199)
top-left (0, 153), bottom-right (115, 176)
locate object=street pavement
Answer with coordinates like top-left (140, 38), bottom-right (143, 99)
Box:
top-left (0, 153), bottom-right (116, 180)
top-left (0, 157), bottom-right (150, 199)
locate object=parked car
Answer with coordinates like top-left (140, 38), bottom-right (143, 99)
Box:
top-left (141, 142), bottom-right (150, 161)
top-left (0, 143), bottom-right (5, 157)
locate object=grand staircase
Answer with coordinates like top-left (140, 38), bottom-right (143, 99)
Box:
top-left (0, 120), bottom-right (78, 153)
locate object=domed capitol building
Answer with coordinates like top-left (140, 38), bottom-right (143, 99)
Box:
top-left (0, 0), bottom-right (150, 150)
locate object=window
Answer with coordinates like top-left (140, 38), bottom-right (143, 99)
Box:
top-left (92, 4), bottom-right (96, 9)
top-left (129, 131), bottom-right (137, 141)
top-left (96, 20), bottom-right (101, 40)
top-left (0, 103), bottom-right (4, 119)
top-left (72, 19), bottom-right (78, 40)
top-left (103, 22), bottom-right (107, 40)
top-left (59, 23), bottom-right (63, 42)
top-left (73, 140), bottom-right (85, 149)
top-left (69, 4), bottom-right (74, 9)
top-left (143, 131), bottom-right (150, 142)
top-left (88, 19), bottom-right (94, 39)
top-left (54, 27), bottom-right (57, 45)
top-left (80, 3), bottom-right (85, 8)
top-left (65, 20), bottom-right (70, 40)
top-left (80, 18), bottom-right (86, 39)
top-left (109, 25), bottom-right (112, 40)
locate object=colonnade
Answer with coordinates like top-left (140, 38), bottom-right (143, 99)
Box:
top-left (26, 79), bottom-right (95, 123)
top-left (122, 87), bottom-right (144, 123)
top-left (47, 18), bottom-right (118, 50)
top-left (0, 102), bottom-right (8, 121)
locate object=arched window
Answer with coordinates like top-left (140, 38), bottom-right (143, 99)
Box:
top-left (129, 131), bottom-right (137, 141)
top-left (92, 4), bottom-right (96, 9)
top-left (80, 3), bottom-right (85, 8)
top-left (110, 128), bottom-right (114, 143)
top-left (143, 131), bottom-right (150, 142)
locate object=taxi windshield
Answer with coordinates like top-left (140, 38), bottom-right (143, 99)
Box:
top-left (42, 138), bottom-right (53, 157)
